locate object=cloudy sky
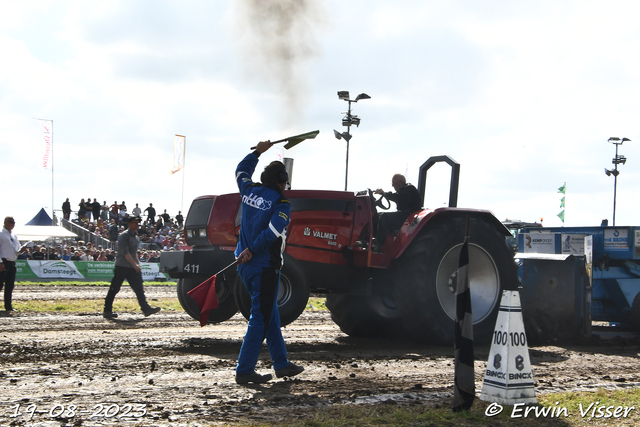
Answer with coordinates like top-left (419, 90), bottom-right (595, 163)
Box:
top-left (2, 0), bottom-right (640, 229)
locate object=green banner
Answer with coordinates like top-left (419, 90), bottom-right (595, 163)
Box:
top-left (15, 260), bottom-right (169, 281)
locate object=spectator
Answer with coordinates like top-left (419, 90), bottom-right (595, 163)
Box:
top-left (148, 251), bottom-right (160, 263)
top-left (101, 201), bottom-right (109, 221)
top-left (70, 251), bottom-right (81, 261)
top-left (32, 246), bottom-right (46, 261)
top-left (108, 221), bottom-right (119, 242)
top-left (62, 198), bottom-right (72, 220)
top-left (96, 251), bottom-right (108, 261)
top-left (109, 201), bottom-right (119, 222)
top-left (144, 203), bottom-right (156, 224)
top-left (175, 211), bottom-right (184, 228)
top-left (78, 199), bottom-right (88, 220)
top-left (132, 203), bottom-right (141, 217)
top-left (62, 249), bottom-right (71, 261)
top-left (160, 209), bottom-right (171, 226)
top-left (91, 198), bottom-right (101, 221)
top-left (154, 232), bottom-right (164, 248)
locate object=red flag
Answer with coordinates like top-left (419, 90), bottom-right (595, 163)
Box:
top-left (187, 275), bottom-right (219, 327)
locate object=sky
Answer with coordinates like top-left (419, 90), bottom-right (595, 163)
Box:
top-left (2, 0), bottom-right (640, 229)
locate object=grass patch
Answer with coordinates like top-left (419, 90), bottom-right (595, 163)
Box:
top-left (15, 281), bottom-right (176, 286)
top-left (231, 388), bottom-right (640, 426)
top-left (307, 297), bottom-right (327, 310)
top-left (12, 298), bottom-right (183, 313)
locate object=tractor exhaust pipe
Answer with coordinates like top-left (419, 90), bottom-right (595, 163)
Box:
top-left (284, 157), bottom-right (294, 190)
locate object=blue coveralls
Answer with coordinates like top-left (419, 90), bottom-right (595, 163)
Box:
top-left (235, 152), bottom-right (291, 375)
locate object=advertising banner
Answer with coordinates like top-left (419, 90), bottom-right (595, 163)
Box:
top-left (520, 233), bottom-right (556, 254)
top-left (15, 261), bottom-right (169, 281)
top-left (604, 228), bottom-right (629, 251)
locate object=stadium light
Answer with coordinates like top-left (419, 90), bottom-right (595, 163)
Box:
top-left (334, 91), bottom-right (371, 191)
top-left (605, 137), bottom-right (630, 226)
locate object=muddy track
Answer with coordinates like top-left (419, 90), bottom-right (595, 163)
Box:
top-left (1, 286), bottom-right (640, 426)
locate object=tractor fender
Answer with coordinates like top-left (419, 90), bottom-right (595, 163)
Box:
top-left (387, 207), bottom-right (510, 264)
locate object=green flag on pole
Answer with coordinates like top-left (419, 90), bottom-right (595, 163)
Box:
top-left (560, 197), bottom-right (565, 208)
top-left (558, 183), bottom-right (566, 194)
top-left (557, 210), bottom-right (565, 223)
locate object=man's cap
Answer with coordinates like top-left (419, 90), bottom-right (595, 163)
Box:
top-left (129, 215), bottom-right (143, 222)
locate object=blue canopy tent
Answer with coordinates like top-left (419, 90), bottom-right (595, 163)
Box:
top-left (26, 208), bottom-right (52, 226)
top-left (15, 209), bottom-right (76, 242)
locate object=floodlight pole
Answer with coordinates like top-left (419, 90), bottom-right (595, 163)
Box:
top-left (334, 91), bottom-right (370, 191)
top-left (344, 99), bottom-right (353, 191)
top-left (605, 137), bottom-right (630, 226)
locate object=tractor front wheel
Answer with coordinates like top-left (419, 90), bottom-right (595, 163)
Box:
top-left (176, 277), bottom-right (238, 324)
top-left (234, 259), bottom-right (310, 326)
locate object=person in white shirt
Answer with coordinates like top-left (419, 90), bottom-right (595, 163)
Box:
top-left (0, 217), bottom-right (25, 312)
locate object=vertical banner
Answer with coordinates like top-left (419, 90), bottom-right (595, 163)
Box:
top-left (171, 134), bottom-right (186, 174)
top-left (39, 119), bottom-right (53, 170)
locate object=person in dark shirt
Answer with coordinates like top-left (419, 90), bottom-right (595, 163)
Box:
top-left (144, 203), bottom-right (156, 224)
top-left (91, 198), bottom-right (101, 221)
top-left (31, 246), bottom-right (46, 260)
top-left (374, 174), bottom-right (422, 247)
top-left (62, 198), bottom-right (72, 220)
top-left (103, 216), bottom-right (160, 319)
top-left (160, 210), bottom-right (171, 226)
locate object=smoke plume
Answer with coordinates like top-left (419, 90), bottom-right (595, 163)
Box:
top-left (234, 0), bottom-right (326, 128)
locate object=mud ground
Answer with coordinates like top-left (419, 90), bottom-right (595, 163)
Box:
top-left (1, 285), bottom-right (640, 426)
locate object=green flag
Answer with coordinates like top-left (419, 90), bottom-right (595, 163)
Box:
top-left (558, 183), bottom-right (566, 194)
top-left (557, 210), bottom-right (565, 223)
top-left (560, 197), bottom-right (565, 208)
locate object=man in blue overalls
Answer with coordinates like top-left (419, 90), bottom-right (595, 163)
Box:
top-left (234, 140), bottom-right (304, 385)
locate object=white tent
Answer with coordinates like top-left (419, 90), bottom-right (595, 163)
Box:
top-left (13, 225), bottom-right (77, 242)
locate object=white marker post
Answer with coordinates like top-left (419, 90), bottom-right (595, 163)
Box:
top-left (480, 290), bottom-right (537, 405)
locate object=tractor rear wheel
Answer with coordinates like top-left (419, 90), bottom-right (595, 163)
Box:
top-left (177, 277), bottom-right (238, 324)
top-left (326, 292), bottom-right (407, 338)
top-left (234, 259), bottom-right (310, 326)
top-left (395, 215), bottom-right (518, 345)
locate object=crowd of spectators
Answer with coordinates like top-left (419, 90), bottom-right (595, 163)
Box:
top-left (55, 198), bottom-right (187, 260)
top-left (18, 241), bottom-right (165, 264)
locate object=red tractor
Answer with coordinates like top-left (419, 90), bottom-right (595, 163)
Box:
top-left (160, 156), bottom-right (518, 344)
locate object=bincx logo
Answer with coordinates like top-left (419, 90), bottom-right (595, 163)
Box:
top-left (242, 193), bottom-right (272, 211)
top-left (303, 227), bottom-right (311, 236)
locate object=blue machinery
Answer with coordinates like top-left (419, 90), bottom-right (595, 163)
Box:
top-left (516, 226), bottom-right (640, 341)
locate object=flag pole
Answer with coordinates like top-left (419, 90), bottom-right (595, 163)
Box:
top-left (34, 118), bottom-right (54, 224)
top-left (181, 136), bottom-right (186, 213)
top-left (51, 120), bottom-right (54, 225)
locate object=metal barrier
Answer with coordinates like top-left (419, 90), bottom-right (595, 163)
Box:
top-left (60, 218), bottom-right (115, 250)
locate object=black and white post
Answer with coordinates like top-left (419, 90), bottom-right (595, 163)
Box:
top-left (452, 215), bottom-right (475, 412)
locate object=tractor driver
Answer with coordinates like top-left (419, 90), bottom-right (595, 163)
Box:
top-left (374, 174), bottom-right (422, 246)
